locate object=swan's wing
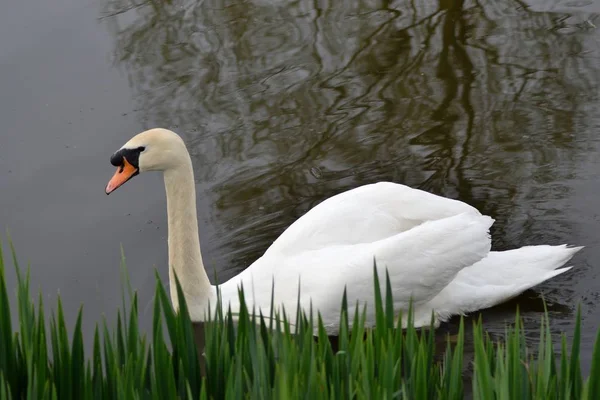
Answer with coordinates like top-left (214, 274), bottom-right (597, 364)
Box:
top-left (221, 212), bottom-right (493, 329)
top-left (366, 213), bottom-right (494, 305)
top-left (265, 182), bottom-right (482, 256)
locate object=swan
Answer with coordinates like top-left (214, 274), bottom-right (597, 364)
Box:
top-left (105, 128), bottom-right (582, 333)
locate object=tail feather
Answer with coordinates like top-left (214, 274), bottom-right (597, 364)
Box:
top-left (424, 244), bottom-right (583, 323)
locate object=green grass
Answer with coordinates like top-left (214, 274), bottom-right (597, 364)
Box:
top-left (1, 240), bottom-right (599, 399)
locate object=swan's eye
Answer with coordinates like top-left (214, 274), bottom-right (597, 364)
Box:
top-left (138, 146), bottom-right (146, 152)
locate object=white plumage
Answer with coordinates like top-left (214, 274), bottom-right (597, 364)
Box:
top-left (219, 182), bottom-right (581, 331)
top-left (106, 129), bottom-right (582, 334)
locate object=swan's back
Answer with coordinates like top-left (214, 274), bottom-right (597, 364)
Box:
top-left (265, 182), bottom-right (482, 256)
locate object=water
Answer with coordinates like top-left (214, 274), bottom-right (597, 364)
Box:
top-left (1, 0), bottom-right (599, 373)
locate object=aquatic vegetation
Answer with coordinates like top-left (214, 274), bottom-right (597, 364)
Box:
top-left (1, 242), bottom-right (599, 399)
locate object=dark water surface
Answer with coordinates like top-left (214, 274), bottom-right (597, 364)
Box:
top-left (1, 0), bottom-right (599, 372)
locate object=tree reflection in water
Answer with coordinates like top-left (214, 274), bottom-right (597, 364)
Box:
top-left (101, 0), bottom-right (598, 301)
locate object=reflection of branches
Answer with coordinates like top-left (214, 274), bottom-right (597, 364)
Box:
top-left (101, 0), bottom-right (598, 274)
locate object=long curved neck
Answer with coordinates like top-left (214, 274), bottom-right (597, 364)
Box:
top-left (164, 158), bottom-right (214, 320)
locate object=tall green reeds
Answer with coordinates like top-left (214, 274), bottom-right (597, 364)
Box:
top-left (0, 241), bottom-right (599, 399)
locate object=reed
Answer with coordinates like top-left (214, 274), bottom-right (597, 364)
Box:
top-left (1, 240), bottom-right (598, 399)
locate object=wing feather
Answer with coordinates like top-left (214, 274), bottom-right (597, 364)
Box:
top-left (265, 182), bottom-right (481, 256)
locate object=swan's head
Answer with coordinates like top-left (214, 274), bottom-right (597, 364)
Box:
top-left (105, 128), bottom-right (188, 194)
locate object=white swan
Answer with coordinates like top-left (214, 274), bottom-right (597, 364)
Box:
top-left (105, 128), bottom-right (582, 333)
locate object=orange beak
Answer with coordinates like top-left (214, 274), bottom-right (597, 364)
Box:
top-left (105, 157), bottom-right (139, 194)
